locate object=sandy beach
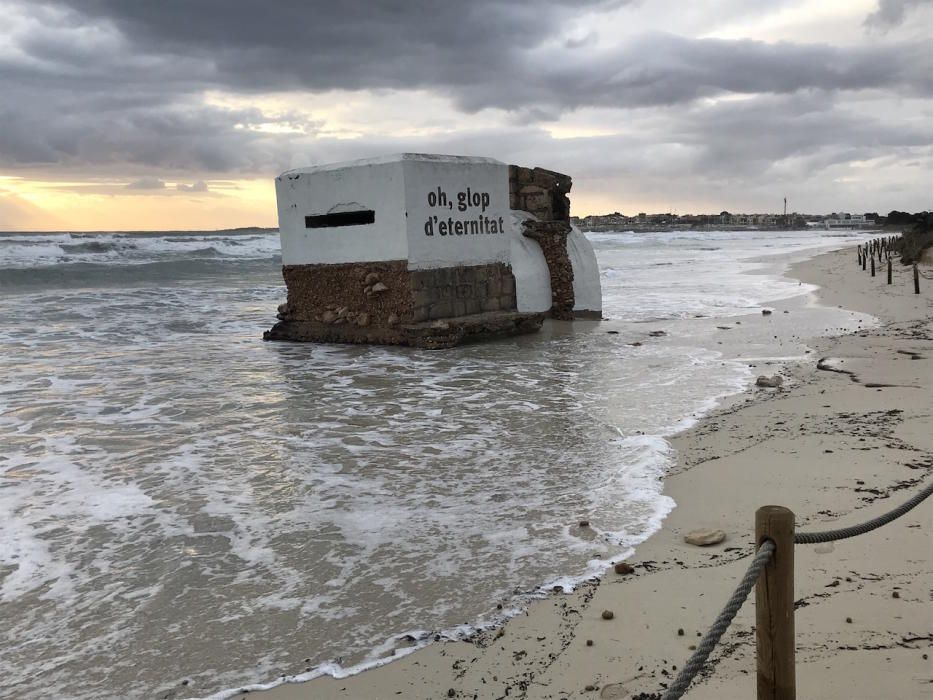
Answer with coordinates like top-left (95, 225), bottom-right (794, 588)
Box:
top-left (242, 244), bottom-right (931, 700)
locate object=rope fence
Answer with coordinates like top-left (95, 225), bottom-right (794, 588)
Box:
top-left (657, 480), bottom-right (932, 699)
top-left (794, 481), bottom-right (933, 544)
top-left (662, 541), bottom-right (775, 700)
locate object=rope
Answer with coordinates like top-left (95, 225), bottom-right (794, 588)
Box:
top-left (661, 540), bottom-right (775, 700)
top-left (794, 481), bottom-right (933, 544)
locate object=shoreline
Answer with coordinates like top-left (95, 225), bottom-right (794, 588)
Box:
top-left (228, 244), bottom-right (931, 700)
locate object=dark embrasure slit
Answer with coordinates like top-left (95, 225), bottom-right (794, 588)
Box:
top-left (305, 210), bottom-right (375, 228)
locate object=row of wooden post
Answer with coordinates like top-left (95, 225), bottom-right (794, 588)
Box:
top-left (857, 235), bottom-right (920, 294)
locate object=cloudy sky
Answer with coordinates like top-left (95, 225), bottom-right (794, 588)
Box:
top-left (1, 0), bottom-right (931, 230)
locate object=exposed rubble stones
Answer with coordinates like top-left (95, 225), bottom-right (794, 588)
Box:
top-left (508, 165), bottom-right (571, 222)
top-left (267, 260), bottom-right (540, 347)
top-left (756, 375), bottom-right (784, 388)
top-left (522, 220), bottom-right (575, 320)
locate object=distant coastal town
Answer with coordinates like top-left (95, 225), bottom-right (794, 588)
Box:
top-left (573, 209), bottom-right (925, 232)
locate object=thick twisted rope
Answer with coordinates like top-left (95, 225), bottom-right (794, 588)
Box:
top-left (795, 481), bottom-right (933, 544)
top-left (661, 540), bottom-right (775, 700)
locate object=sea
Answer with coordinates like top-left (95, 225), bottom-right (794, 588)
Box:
top-left (0, 227), bottom-right (876, 699)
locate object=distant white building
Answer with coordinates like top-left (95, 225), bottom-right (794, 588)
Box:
top-left (824, 213), bottom-right (878, 230)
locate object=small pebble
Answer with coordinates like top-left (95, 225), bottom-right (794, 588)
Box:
top-left (579, 520), bottom-right (590, 527)
top-left (846, 617), bottom-right (853, 624)
top-left (601, 610), bottom-right (615, 620)
top-left (586, 639), bottom-right (594, 647)
top-left (892, 591), bottom-right (900, 599)
top-left (448, 689), bottom-right (456, 698)
top-left (614, 562), bottom-right (635, 575)
top-left (585, 685), bottom-right (596, 691)
top-left (677, 628), bottom-right (684, 636)
top-left (688, 645), bottom-right (697, 650)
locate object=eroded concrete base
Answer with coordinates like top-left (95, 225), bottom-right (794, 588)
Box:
top-left (264, 311), bottom-right (544, 349)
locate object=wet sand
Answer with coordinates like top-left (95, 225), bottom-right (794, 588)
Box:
top-left (240, 246), bottom-right (931, 700)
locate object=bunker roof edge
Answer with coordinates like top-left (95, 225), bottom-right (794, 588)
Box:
top-left (278, 153), bottom-right (505, 179)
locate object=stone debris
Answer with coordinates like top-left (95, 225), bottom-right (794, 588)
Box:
top-left (684, 528), bottom-right (727, 546)
top-left (601, 610), bottom-right (615, 620)
top-left (756, 375), bottom-right (784, 388)
top-left (762, 309), bottom-right (773, 315)
top-left (370, 282), bottom-right (389, 294)
top-left (613, 562), bottom-right (635, 575)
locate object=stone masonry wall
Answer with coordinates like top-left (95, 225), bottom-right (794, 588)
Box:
top-left (520, 220), bottom-right (575, 320)
top-left (410, 263), bottom-right (516, 322)
top-left (508, 165), bottom-right (576, 319)
top-left (508, 166), bottom-right (572, 222)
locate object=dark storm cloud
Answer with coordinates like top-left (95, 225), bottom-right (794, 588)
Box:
top-left (474, 34), bottom-right (930, 113)
top-left (50, 0), bottom-right (628, 92)
top-left (865, 0), bottom-right (929, 29)
top-left (0, 0), bottom-right (930, 198)
top-left (24, 0), bottom-right (932, 111)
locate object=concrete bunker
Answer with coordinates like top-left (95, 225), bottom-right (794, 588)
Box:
top-left (265, 153), bottom-right (601, 349)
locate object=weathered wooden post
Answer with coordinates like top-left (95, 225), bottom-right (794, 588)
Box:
top-left (756, 506), bottom-right (795, 700)
top-left (871, 256), bottom-right (875, 277)
top-left (887, 258), bottom-right (892, 285)
top-left (914, 264), bottom-right (921, 295)
top-left (857, 247), bottom-right (862, 268)
top-left (862, 251), bottom-right (867, 271)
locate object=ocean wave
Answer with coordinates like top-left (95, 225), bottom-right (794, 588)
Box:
top-left (0, 231), bottom-right (281, 270)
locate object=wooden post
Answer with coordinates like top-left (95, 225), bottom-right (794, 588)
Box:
top-left (857, 248), bottom-right (862, 268)
top-left (756, 506), bottom-right (795, 700)
top-left (887, 258), bottom-right (892, 285)
top-left (871, 256), bottom-right (875, 277)
top-left (862, 252), bottom-right (867, 271)
top-left (914, 264), bottom-right (920, 294)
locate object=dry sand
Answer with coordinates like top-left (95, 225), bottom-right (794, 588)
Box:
top-left (243, 246), bottom-right (931, 700)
